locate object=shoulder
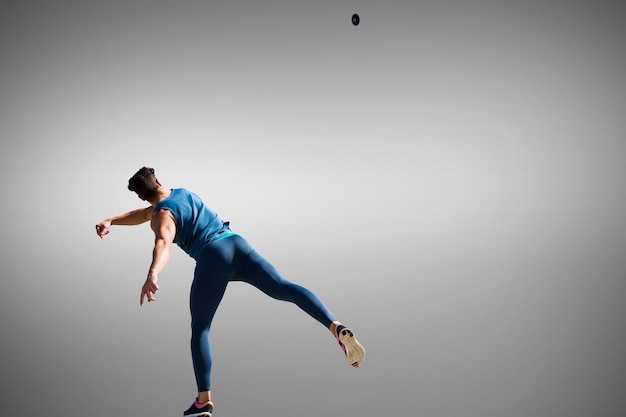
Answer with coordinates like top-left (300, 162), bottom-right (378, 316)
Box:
top-left (153, 208), bottom-right (173, 217)
top-left (152, 207), bottom-right (176, 226)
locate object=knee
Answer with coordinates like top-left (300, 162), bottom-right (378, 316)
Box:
top-left (191, 320), bottom-right (211, 337)
top-left (270, 281), bottom-right (309, 303)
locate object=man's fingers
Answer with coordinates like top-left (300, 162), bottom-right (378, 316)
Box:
top-left (140, 281), bottom-right (159, 306)
top-left (95, 225), bottom-right (109, 238)
top-left (140, 289), bottom-right (157, 306)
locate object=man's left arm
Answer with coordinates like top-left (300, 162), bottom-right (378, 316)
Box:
top-left (140, 209), bottom-right (176, 306)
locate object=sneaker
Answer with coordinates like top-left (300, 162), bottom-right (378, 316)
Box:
top-left (336, 325), bottom-right (365, 368)
top-left (183, 399), bottom-right (213, 417)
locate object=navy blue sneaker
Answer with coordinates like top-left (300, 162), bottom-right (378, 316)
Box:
top-left (183, 399), bottom-right (213, 417)
top-left (336, 325), bottom-right (365, 368)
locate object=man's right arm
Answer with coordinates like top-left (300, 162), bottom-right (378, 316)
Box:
top-left (96, 206), bottom-right (153, 238)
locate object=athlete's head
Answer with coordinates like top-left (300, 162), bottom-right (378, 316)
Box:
top-left (128, 167), bottom-right (160, 201)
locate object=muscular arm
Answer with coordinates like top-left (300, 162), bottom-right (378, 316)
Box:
top-left (147, 209), bottom-right (176, 278)
top-left (95, 206), bottom-right (154, 238)
top-left (140, 209), bottom-right (176, 306)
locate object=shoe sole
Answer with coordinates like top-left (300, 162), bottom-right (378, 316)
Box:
top-left (338, 328), bottom-right (365, 367)
top-left (185, 413), bottom-right (211, 417)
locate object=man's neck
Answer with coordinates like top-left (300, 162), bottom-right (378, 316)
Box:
top-left (149, 188), bottom-right (172, 207)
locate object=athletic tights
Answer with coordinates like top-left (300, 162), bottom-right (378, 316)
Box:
top-left (189, 234), bottom-right (336, 392)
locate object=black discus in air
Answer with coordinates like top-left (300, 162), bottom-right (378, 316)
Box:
top-left (352, 13), bottom-right (360, 26)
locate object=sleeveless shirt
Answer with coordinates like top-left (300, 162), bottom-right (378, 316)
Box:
top-left (153, 188), bottom-right (231, 259)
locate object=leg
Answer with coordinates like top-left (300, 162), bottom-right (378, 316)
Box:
top-left (238, 242), bottom-right (337, 328)
top-left (236, 237), bottom-right (365, 367)
top-left (190, 271), bottom-right (227, 397)
top-left (189, 239), bottom-right (239, 404)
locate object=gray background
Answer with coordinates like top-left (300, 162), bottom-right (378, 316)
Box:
top-left (1, 1), bottom-right (625, 416)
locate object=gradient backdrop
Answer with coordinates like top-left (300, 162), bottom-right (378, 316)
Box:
top-left (1, 1), bottom-right (625, 416)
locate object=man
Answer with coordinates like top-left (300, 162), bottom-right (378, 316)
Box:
top-left (95, 167), bottom-right (365, 417)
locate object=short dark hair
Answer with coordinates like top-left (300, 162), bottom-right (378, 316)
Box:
top-left (128, 167), bottom-right (159, 200)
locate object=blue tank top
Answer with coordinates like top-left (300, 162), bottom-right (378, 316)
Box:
top-left (153, 188), bottom-right (232, 259)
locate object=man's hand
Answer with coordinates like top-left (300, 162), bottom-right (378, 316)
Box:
top-left (95, 219), bottom-right (112, 238)
top-left (140, 274), bottom-right (159, 306)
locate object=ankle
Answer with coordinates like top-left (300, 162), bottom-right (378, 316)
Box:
top-left (335, 324), bottom-right (346, 338)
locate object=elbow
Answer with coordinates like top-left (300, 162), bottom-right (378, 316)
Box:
top-left (154, 238), bottom-right (173, 253)
top-left (156, 238), bottom-right (172, 248)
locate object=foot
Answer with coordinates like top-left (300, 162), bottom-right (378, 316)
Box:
top-left (184, 399), bottom-right (213, 417)
top-left (336, 325), bottom-right (365, 368)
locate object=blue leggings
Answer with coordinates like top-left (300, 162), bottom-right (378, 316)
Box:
top-left (190, 234), bottom-right (336, 392)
